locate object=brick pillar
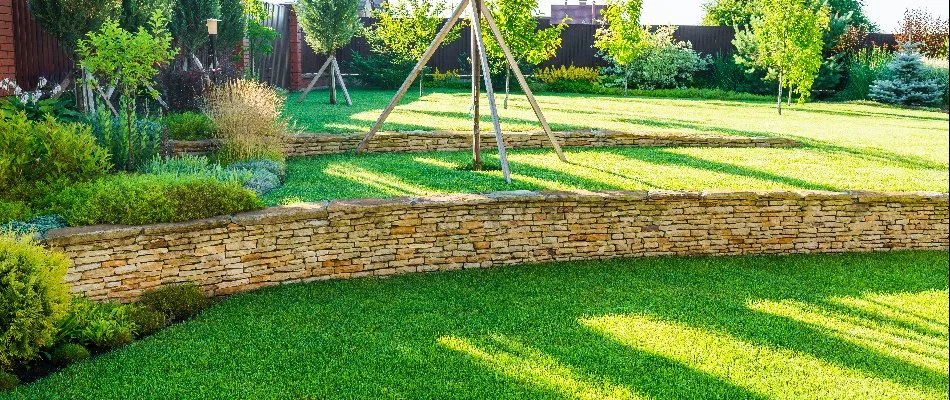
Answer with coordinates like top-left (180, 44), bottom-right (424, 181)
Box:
top-left (0, 0), bottom-right (16, 88)
top-left (288, 5), bottom-right (303, 91)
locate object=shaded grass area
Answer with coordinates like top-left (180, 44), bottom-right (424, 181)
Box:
top-left (6, 251), bottom-right (948, 399)
top-left (261, 147), bottom-right (949, 205)
top-left (285, 89), bottom-right (950, 169)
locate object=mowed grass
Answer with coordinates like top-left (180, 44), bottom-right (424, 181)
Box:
top-left (272, 89), bottom-right (950, 204)
top-left (262, 147), bottom-right (948, 205)
top-left (6, 251), bottom-right (948, 399)
top-left (286, 89), bottom-right (949, 167)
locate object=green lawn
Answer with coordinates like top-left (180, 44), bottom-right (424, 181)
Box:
top-left (6, 251), bottom-right (948, 399)
top-left (271, 89), bottom-right (949, 204)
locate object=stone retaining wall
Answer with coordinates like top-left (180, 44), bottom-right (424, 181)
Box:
top-left (169, 131), bottom-right (802, 158)
top-left (44, 190), bottom-right (949, 302)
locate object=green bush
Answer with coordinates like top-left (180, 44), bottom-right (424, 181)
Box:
top-left (1, 215), bottom-right (67, 237)
top-left (139, 283), bottom-right (209, 322)
top-left (56, 299), bottom-right (137, 349)
top-left (142, 155), bottom-right (250, 183)
top-left (348, 52), bottom-right (415, 89)
top-left (695, 53), bottom-right (775, 95)
top-left (51, 343), bottom-right (91, 366)
top-left (129, 305), bottom-right (167, 337)
top-left (835, 46), bottom-right (894, 101)
top-left (87, 107), bottom-right (163, 172)
top-left (0, 234), bottom-right (71, 371)
top-left (163, 112), bottom-right (217, 141)
top-left (227, 159), bottom-right (287, 196)
top-left (604, 26), bottom-right (710, 90)
top-left (870, 47), bottom-right (944, 107)
top-left (921, 58), bottom-right (949, 109)
top-left (0, 113), bottom-right (110, 202)
top-left (50, 173), bottom-right (263, 227)
top-left (0, 201), bottom-right (30, 224)
top-left (0, 371), bottom-right (17, 391)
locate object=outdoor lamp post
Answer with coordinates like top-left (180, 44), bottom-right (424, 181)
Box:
top-left (206, 19), bottom-right (221, 70)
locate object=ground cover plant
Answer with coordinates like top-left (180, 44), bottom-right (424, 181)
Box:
top-left (3, 251), bottom-right (947, 399)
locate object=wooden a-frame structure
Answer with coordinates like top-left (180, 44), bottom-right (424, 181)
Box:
top-left (297, 55), bottom-right (353, 106)
top-left (355, 0), bottom-right (567, 183)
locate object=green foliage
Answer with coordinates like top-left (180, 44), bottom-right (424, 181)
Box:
top-left (702, 0), bottom-right (755, 26)
top-left (242, 0), bottom-right (280, 76)
top-left (869, 48), bottom-right (945, 107)
top-left (364, 0), bottom-right (461, 64)
top-left (0, 202), bottom-right (31, 225)
top-left (604, 26), bottom-right (710, 90)
top-left (532, 65), bottom-right (603, 93)
top-left (347, 52), bottom-right (415, 89)
top-left (296, 0), bottom-right (361, 55)
top-left (120, 0), bottom-right (173, 32)
top-left (0, 113), bottom-right (110, 202)
top-left (0, 234), bottom-right (71, 371)
top-left (163, 112), bottom-right (217, 141)
top-left (50, 173), bottom-right (263, 227)
top-left (87, 108), bottom-right (163, 173)
top-left (739, 0), bottom-right (830, 110)
top-left (481, 0), bottom-right (565, 67)
top-left (226, 159), bottom-right (286, 196)
top-left (141, 155), bottom-right (250, 183)
top-left (218, 0), bottom-right (247, 51)
top-left (0, 216), bottom-right (67, 238)
top-left (28, 0), bottom-right (120, 55)
top-left (129, 306), bottom-right (167, 337)
top-left (921, 58), bottom-right (949, 108)
top-left (0, 96), bottom-right (82, 124)
top-left (139, 284), bottom-right (209, 322)
top-left (170, 0), bottom-right (221, 58)
top-left (695, 53), bottom-right (775, 94)
top-left (834, 45), bottom-right (893, 101)
top-left (55, 299), bottom-right (136, 349)
top-left (0, 371), bottom-right (16, 391)
top-left (50, 343), bottom-right (91, 366)
top-left (205, 79), bottom-right (291, 163)
top-left (594, 0), bottom-right (648, 94)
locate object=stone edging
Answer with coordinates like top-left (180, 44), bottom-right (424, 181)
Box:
top-left (169, 130), bottom-right (803, 158)
top-left (44, 189), bottom-right (949, 302)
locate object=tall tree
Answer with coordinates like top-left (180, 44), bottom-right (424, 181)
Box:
top-left (481, 0), bottom-right (567, 108)
top-left (362, 0), bottom-right (461, 97)
top-left (169, 0), bottom-right (222, 70)
top-left (740, 0), bottom-right (830, 114)
top-left (296, 0), bottom-right (361, 104)
top-left (29, 0), bottom-right (120, 56)
top-left (593, 0), bottom-right (648, 96)
top-left (218, 0), bottom-right (248, 52)
top-left (120, 0), bottom-right (173, 32)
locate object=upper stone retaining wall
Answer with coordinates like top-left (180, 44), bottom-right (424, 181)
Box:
top-left (44, 190), bottom-right (949, 302)
top-left (170, 131), bottom-right (802, 158)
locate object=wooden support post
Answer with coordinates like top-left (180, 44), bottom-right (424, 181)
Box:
top-left (471, 0), bottom-right (511, 183)
top-left (332, 57), bottom-right (353, 106)
top-left (480, 3), bottom-right (567, 162)
top-left (356, 0), bottom-right (470, 153)
top-left (329, 56), bottom-right (338, 105)
top-left (296, 57), bottom-right (333, 103)
top-left (471, 12), bottom-right (482, 170)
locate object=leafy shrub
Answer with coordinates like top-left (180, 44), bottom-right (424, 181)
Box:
top-left (0, 113), bottom-right (110, 202)
top-left (87, 107), bottom-right (164, 172)
top-left (694, 53), bottom-right (775, 95)
top-left (50, 174), bottom-right (263, 226)
top-left (51, 343), bottom-right (90, 366)
top-left (55, 299), bottom-right (136, 349)
top-left (834, 46), bottom-right (894, 101)
top-left (156, 68), bottom-right (206, 113)
top-left (0, 201), bottom-right (30, 224)
top-left (163, 112), bottom-right (217, 141)
top-left (141, 155), bottom-right (250, 183)
top-left (604, 26), bottom-right (710, 90)
top-left (205, 79), bottom-right (291, 163)
top-left (0, 78), bottom-right (81, 123)
top-left (0, 371), bottom-right (16, 391)
top-left (348, 52), bottom-right (415, 89)
top-left (533, 65), bottom-right (602, 93)
top-left (870, 47), bottom-right (945, 107)
top-left (129, 305), bottom-right (167, 337)
top-left (139, 283), bottom-right (209, 322)
top-left (426, 68), bottom-right (469, 89)
top-left (0, 234), bottom-right (71, 370)
top-left (226, 159), bottom-right (287, 196)
top-left (921, 58), bottom-right (949, 108)
top-left (1, 215), bottom-right (67, 237)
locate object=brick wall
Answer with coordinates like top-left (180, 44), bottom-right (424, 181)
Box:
top-left (0, 0), bottom-right (14, 85)
top-left (44, 190), bottom-right (950, 302)
top-left (288, 5), bottom-right (303, 91)
top-left (170, 131), bottom-right (802, 158)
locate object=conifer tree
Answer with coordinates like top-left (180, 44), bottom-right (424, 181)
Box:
top-left (869, 46), bottom-right (943, 107)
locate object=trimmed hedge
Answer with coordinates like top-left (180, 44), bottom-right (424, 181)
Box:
top-left (50, 174), bottom-right (264, 226)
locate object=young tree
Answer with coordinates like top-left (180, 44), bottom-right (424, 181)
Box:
top-left (78, 11), bottom-right (177, 170)
top-left (481, 0), bottom-right (567, 108)
top-left (296, 0), bottom-right (361, 104)
top-left (594, 0), bottom-right (648, 96)
top-left (169, 0), bottom-right (222, 70)
top-left (895, 9), bottom-right (950, 59)
top-left (702, 0), bottom-right (755, 27)
top-left (362, 0), bottom-right (462, 97)
top-left (869, 46), bottom-right (944, 107)
top-left (742, 0), bottom-right (830, 114)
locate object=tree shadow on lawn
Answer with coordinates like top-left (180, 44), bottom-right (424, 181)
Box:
top-left (618, 117), bottom-right (947, 171)
top-left (18, 252), bottom-right (947, 399)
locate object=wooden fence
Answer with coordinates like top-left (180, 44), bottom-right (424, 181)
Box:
top-left (11, 0), bottom-right (72, 90)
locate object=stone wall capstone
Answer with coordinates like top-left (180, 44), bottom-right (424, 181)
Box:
top-left (44, 190), bottom-right (949, 302)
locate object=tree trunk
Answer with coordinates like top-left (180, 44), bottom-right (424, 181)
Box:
top-left (777, 73), bottom-right (783, 116)
top-left (503, 68), bottom-right (510, 109)
top-left (624, 68), bottom-right (629, 96)
top-left (80, 68), bottom-right (96, 114)
top-left (787, 84), bottom-right (792, 106)
top-left (419, 74), bottom-right (424, 97)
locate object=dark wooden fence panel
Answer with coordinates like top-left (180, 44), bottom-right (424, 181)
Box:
top-left (11, 0), bottom-right (72, 90)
